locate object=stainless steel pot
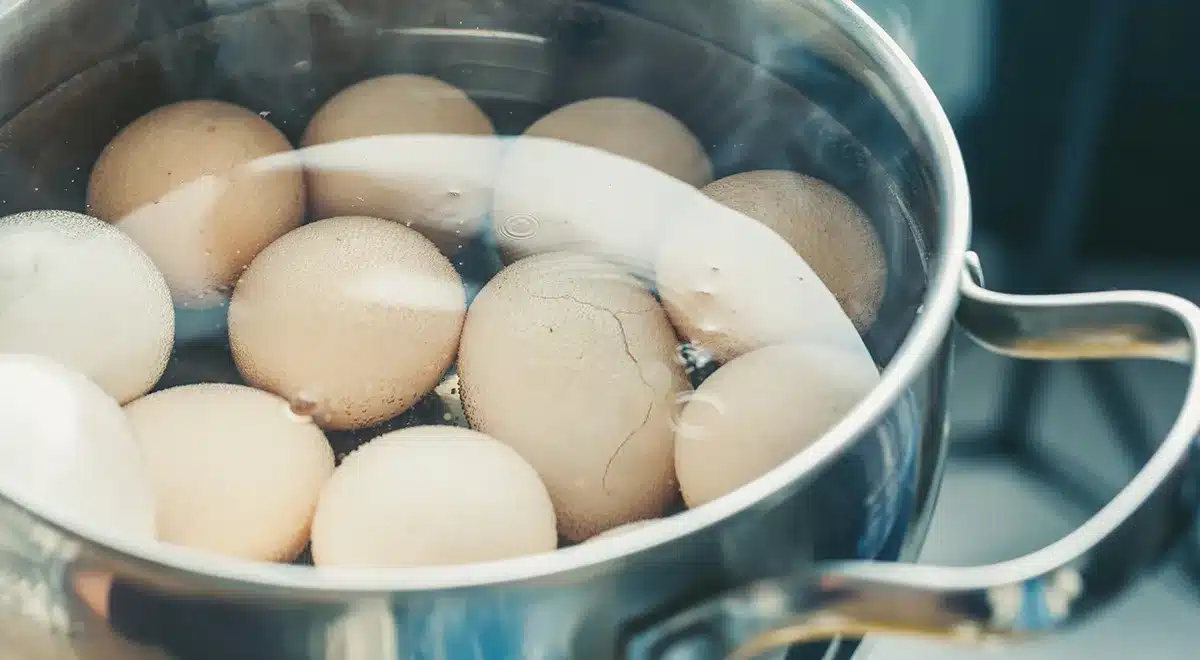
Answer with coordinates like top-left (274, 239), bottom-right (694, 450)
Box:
top-left (0, 1), bottom-right (1197, 659)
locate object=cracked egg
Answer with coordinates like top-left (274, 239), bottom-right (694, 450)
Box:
top-left (457, 252), bottom-right (689, 542)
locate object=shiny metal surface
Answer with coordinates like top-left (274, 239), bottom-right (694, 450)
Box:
top-left (0, 1), bottom-right (1192, 659)
top-left (637, 254), bottom-right (1200, 657)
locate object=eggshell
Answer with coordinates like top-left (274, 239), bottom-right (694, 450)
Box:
top-left (73, 572), bottom-right (113, 621)
top-left (123, 383), bottom-right (334, 562)
top-left (301, 74), bottom-right (499, 255)
top-left (522, 98), bottom-right (711, 187)
top-left (87, 100), bottom-right (305, 308)
top-left (0, 353), bottom-right (156, 540)
top-left (655, 192), bottom-right (871, 364)
top-left (0, 210), bottom-right (173, 403)
top-left (493, 98), bottom-right (711, 266)
top-left (701, 171), bottom-right (886, 330)
top-left (674, 343), bottom-right (880, 508)
top-left (229, 216), bottom-right (466, 431)
top-left (311, 426), bottom-right (557, 568)
top-left (458, 252), bottom-right (689, 541)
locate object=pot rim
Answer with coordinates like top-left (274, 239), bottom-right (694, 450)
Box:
top-left (4, 0), bottom-right (971, 595)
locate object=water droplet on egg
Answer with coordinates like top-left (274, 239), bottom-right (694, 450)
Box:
top-left (287, 393), bottom-right (321, 421)
top-left (499, 214), bottom-right (539, 241)
top-left (668, 390), bottom-right (725, 438)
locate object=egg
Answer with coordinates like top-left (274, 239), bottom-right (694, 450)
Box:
top-left (458, 252), bottom-right (688, 541)
top-left (123, 383), bottom-right (334, 562)
top-left (0, 353), bottom-right (156, 540)
top-left (229, 216), bottom-right (467, 431)
top-left (87, 100), bottom-right (305, 308)
top-left (493, 98), bottom-right (711, 267)
top-left (655, 191), bottom-right (870, 364)
top-left (674, 342), bottom-right (880, 508)
top-left (0, 210), bottom-right (173, 403)
top-left (311, 426), bottom-right (557, 568)
top-left (701, 171), bottom-right (886, 331)
top-left (301, 74), bottom-right (499, 255)
top-left (522, 98), bottom-right (712, 187)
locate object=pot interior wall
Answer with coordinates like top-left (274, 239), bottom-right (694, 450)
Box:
top-left (0, 3), bottom-right (941, 659)
top-left (0, 0), bottom-right (930, 363)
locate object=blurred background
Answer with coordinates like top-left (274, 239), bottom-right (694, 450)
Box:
top-left (852, 0), bottom-right (1200, 657)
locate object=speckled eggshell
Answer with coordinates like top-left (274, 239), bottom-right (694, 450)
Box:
top-left (301, 74), bottom-right (499, 255)
top-left (702, 171), bottom-right (886, 331)
top-left (124, 383), bottom-right (334, 562)
top-left (0, 210), bottom-right (173, 403)
top-left (87, 100), bottom-right (305, 308)
top-left (458, 252), bottom-right (689, 542)
top-left (655, 191), bottom-right (871, 365)
top-left (0, 353), bottom-right (156, 540)
top-left (229, 216), bottom-right (467, 431)
top-left (493, 98), bottom-right (712, 267)
top-left (311, 426), bottom-right (557, 568)
top-left (674, 343), bottom-right (880, 508)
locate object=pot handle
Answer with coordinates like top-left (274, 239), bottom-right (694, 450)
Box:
top-left (627, 251), bottom-right (1200, 659)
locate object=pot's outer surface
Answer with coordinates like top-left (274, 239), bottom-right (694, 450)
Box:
top-left (0, 2), bottom-right (1195, 660)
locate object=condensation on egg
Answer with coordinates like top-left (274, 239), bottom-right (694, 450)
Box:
top-left (458, 252), bottom-right (689, 542)
top-left (0, 210), bottom-right (173, 404)
top-left (311, 426), bottom-right (557, 568)
top-left (229, 216), bottom-right (467, 431)
top-left (0, 353), bottom-right (156, 540)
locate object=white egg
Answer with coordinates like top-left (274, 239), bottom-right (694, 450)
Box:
top-left (311, 426), bottom-right (558, 568)
top-left (0, 353), bottom-right (156, 540)
top-left (0, 210), bottom-right (174, 404)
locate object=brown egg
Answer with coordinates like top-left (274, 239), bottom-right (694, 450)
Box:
top-left (674, 343), bottom-right (880, 508)
top-left (702, 171), bottom-right (886, 331)
top-left (87, 100), bottom-right (304, 308)
top-left (73, 572), bottom-right (113, 621)
top-left (123, 383), bottom-right (334, 562)
top-left (655, 192), bottom-right (870, 364)
top-left (311, 426), bottom-right (557, 568)
top-left (0, 210), bottom-right (173, 404)
top-left (522, 98), bottom-right (711, 187)
top-left (229, 216), bottom-right (466, 431)
top-left (458, 252), bottom-right (689, 542)
top-left (301, 74), bottom-right (499, 255)
top-left (493, 98), bottom-right (712, 266)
